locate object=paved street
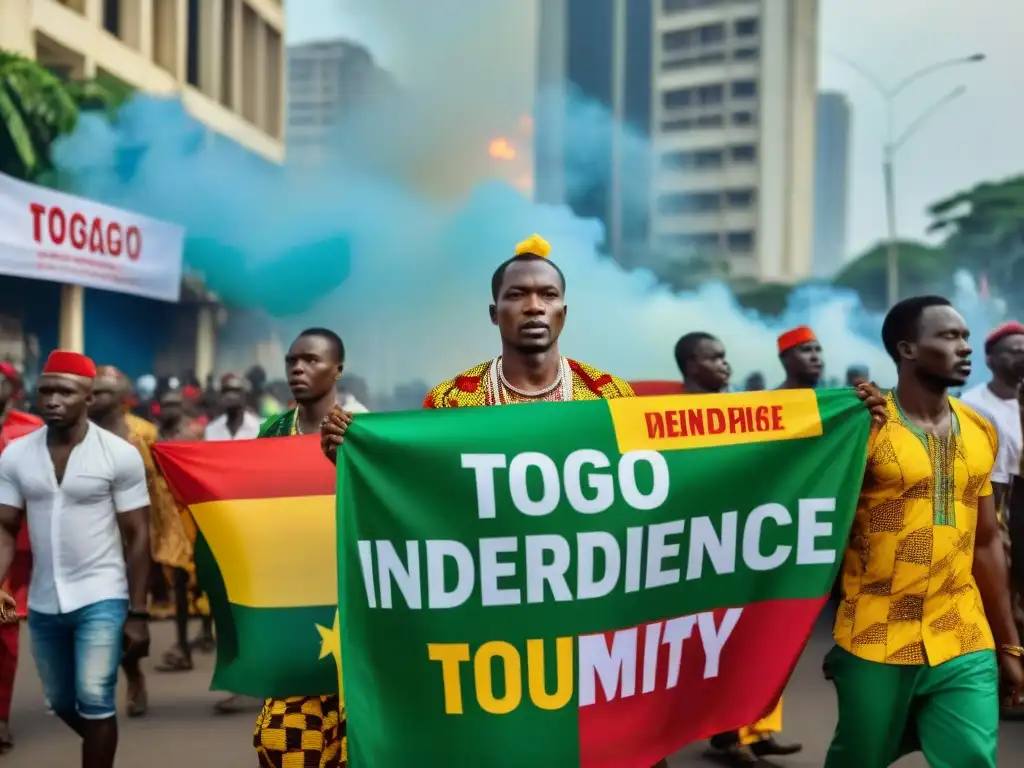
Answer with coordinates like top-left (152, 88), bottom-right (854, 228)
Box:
top-left (6, 617), bottom-right (1024, 766)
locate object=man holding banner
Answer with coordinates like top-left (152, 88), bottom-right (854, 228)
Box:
top-left (825, 296), bottom-right (1024, 768)
top-left (321, 237), bottom-right (888, 766)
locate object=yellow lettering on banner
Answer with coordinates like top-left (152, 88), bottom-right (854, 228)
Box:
top-left (607, 389), bottom-right (823, 454)
top-left (428, 638), bottom-right (576, 716)
top-left (428, 643), bottom-right (471, 714)
top-left (475, 641), bottom-right (522, 715)
top-left (527, 637), bottom-right (574, 710)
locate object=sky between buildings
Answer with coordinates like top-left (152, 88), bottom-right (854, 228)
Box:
top-left (287, 0), bottom-right (1024, 263)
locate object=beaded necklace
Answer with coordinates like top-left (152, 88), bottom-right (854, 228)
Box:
top-left (486, 356), bottom-right (573, 405)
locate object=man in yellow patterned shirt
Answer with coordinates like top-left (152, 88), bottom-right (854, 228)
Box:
top-left (826, 296), bottom-right (1024, 767)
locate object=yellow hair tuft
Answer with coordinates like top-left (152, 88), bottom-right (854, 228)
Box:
top-left (514, 234), bottom-right (551, 259)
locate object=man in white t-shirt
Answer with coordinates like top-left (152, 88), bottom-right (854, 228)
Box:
top-left (204, 373), bottom-right (261, 441)
top-left (0, 351), bottom-right (151, 768)
top-left (960, 321), bottom-right (1024, 721)
top-left (960, 322), bottom-right (1024, 507)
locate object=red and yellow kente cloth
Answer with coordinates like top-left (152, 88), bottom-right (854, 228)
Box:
top-left (423, 358), bottom-right (634, 407)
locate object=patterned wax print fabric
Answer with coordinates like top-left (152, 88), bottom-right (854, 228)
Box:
top-left (423, 357), bottom-right (634, 408)
top-left (834, 392), bottom-right (997, 665)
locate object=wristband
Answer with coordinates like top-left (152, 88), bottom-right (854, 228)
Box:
top-left (128, 609), bottom-right (151, 621)
top-left (1001, 644), bottom-right (1024, 658)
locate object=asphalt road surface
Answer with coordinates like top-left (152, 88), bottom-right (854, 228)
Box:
top-left (7, 617), bottom-right (1024, 767)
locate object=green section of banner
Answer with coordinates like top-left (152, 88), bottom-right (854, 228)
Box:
top-left (337, 389), bottom-right (871, 766)
top-left (194, 534), bottom-right (338, 697)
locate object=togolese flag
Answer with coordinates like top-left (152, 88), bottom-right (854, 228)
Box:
top-left (153, 436), bottom-right (340, 698)
top-left (337, 389), bottom-right (871, 767)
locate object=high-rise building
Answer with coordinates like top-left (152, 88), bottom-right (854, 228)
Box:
top-left (0, 0), bottom-right (286, 162)
top-left (813, 91), bottom-right (851, 277)
top-left (286, 38), bottom-right (394, 167)
top-left (535, 0), bottom-right (654, 264)
top-left (650, 0), bottom-right (818, 285)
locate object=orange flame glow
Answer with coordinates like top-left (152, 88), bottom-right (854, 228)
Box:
top-left (488, 137), bottom-right (517, 161)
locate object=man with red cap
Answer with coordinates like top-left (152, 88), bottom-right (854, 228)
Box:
top-left (0, 363), bottom-right (41, 751)
top-left (960, 320), bottom-right (1024, 719)
top-left (0, 351), bottom-right (152, 768)
top-left (777, 325), bottom-right (823, 390)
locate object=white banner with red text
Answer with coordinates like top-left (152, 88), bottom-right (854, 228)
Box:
top-left (0, 172), bottom-right (184, 302)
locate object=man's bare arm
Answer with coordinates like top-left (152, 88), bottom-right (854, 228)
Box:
top-left (116, 506), bottom-right (151, 611)
top-left (974, 493), bottom-right (1021, 649)
top-left (0, 504), bottom-right (24, 585)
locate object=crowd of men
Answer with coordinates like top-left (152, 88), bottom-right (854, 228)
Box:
top-left (0, 234), bottom-right (1021, 768)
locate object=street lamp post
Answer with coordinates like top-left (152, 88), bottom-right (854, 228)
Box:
top-left (830, 52), bottom-right (985, 307)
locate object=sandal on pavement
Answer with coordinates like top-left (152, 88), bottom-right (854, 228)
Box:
top-left (155, 646), bottom-right (194, 673)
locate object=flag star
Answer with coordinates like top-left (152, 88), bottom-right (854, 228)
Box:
top-left (315, 610), bottom-right (344, 702)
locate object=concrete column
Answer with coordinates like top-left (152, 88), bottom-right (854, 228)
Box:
top-left (199, 0), bottom-right (224, 100)
top-left (253, 19), bottom-right (268, 132)
top-left (195, 305), bottom-right (215, 383)
top-left (130, 0), bottom-right (155, 58)
top-left (0, 0), bottom-right (34, 55)
top-left (83, 0), bottom-right (102, 25)
top-left (228, 0), bottom-right (243, 111)
top-left (58, 285), bottom-right (85, 353)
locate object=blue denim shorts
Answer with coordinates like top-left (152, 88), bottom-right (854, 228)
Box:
top-left (29, 598), bottom-right (127, 720)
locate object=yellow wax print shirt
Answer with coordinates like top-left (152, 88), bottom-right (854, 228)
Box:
top-left (834, 392), bottom-right (997, 666)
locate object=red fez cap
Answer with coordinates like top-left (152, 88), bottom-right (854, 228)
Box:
top-left (985, 321), bottom-right (1024, 354)
top-left (42, 351), bottom-right (97, 379)
top-left (777, 326), bottom-right (817, 354)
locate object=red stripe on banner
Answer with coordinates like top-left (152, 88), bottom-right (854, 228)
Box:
top-left (153, 435), bottom-right (334, 504)
top-left (577, 596), bottom-right (826, 768)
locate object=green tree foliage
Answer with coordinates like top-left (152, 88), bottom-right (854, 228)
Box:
top-left (928, 175), bottom-right (1024, 294)
top-left (0, 51), bottom-right (78, 181)
top-left (0, 50), bottom-right (134, 183)
top-left (833, 240), bottom-right (950, 311)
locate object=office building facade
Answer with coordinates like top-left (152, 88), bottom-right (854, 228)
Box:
top-left (286, 38), bottom-right (394, 167)
top-left (650, 0), bottom-right (818, 284)
top-left (0, 0), bottom-right (285, 162)
top-left (813, 91), bottom-right (851, 277)
top-left (535, 0), bottom-right (654, 265)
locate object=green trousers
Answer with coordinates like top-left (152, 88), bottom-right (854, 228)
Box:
top-left (824, 646), bottom-right (998, 768)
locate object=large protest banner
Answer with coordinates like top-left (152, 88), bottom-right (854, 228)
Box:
top-left (338, 389), bottom-right (871, 767)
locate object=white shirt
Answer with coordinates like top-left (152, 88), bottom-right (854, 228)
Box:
top-left (205, 411), bottom-right (262, 441)
top-left (959, 383), bottom-right (1021, 484)
top-left (0, 424), bottom-right (150, 614)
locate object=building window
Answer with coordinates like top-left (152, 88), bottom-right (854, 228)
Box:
top-left (186, 0), bottom-right (200, 87)
top-left (662, 0), bottom-right (725, 15)
top-left (661, 51), bottom-right (727, 71)
top-left (658, 192), bottom-right (722, 215)
top-left (734, 18), bottom-right (758, 37)
top-left (697, 84), bottom-right (723, 105)
top-left (660, 118), bottom-right (693, 132)
top-left (725, 189), bottom-right (756, 208)
top-left (730, 144), bottom-right (757, 162)
top-left (662, 30), bottom-right (692, 52)
top-left (700, 23), bottom-right (726, 44)
top-left (102, 0), bottom-right (120, 37)
top-left (659, 232), bottom-right (722, 250)
top-left (734, 47), bottom-right (759, 61)
top-left (695, 149), bottom-right (724, 168)
top-left (695, 114), bottom-right (724, 128)
top-left (732, 110), bottom-right (754, 126)
top-left (727, 231), bottom-right (755, 252)
top-left (662, 88), bottom-right (692, 109)
top-left (732, 79), bottom-right (757, 99)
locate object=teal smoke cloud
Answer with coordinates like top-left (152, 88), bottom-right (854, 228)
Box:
top-left (51, 91), bottom-right (996, 392)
